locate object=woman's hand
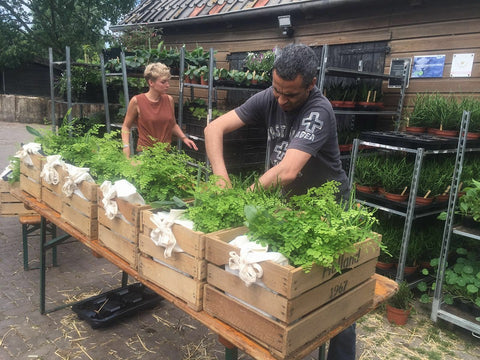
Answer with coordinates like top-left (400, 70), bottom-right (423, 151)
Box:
top-left (183, 137), bottom-right (198, 151)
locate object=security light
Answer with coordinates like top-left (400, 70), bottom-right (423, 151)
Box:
top-left (278, 15), bottom-right (294, 37)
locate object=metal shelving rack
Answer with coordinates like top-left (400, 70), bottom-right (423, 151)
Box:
top-left (317, 44), bottom-right (408, 130)
top-left (431, 111), bottom-right (480, 334)
top-left (177, 47), bottom-right (267, 170)
top-left (348, 112), bottom-right (480, 284)
top-left (348, 139), bottom-right (459, 283)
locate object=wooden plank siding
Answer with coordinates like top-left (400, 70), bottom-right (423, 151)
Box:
top-left (161, 1), bottom-right (480, 127)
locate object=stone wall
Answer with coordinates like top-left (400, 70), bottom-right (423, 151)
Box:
top-left (0, 95), bottom-right (105, 124)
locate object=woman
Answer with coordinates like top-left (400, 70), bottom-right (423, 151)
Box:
top-left (121, 62), bottom-right (197, 157)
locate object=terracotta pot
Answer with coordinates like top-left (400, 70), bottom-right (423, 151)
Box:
top-left (432, 129), bottom-right (459, 137)
top-left (384, 192), bottom-right (408, 202)
top-left (406, 126), bottom-right (427, 134)
top-left (466, 132), bottom-right (480, 140)
top-left (330, 100), bottom-right (344, 108)
top-left (190, 78), bottom-right (199, 85)
top-left (403, 265), bottom-right (419, 275)
top-left (415, 196), bottom-right (434, 206)
top-left (356, 184), bottom-right (377, 194)
top-left (377, 187), bottom-right (386, 195)
top-left (386, 304), bottom-right (411, 325)
top-left (435, 194), bottom-right (449, 203)
top-left (339, 144), bottom-right (353, 152)
top-left (200, 78), bottom-right (208, 86)
top-left (376, 261), bottom-right (394, 270)
top-left (342, 101), bottom-right (356, 108)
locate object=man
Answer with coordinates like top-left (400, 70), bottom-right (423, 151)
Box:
top-left (204, 43), bottom-right (354, 359)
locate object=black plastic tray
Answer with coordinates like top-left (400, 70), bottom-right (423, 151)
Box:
top-left (72, 283), bottom-right (163, 329)
top-left (359, 131), bottom-right (480, 150)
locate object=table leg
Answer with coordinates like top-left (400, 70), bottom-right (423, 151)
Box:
top-left (218, 335), bottom-right (238, 360)
top-left (51, 224), bottom-right (58, 267)
top-left (122, 271), bottom-right (128, 287)
top-left (319, 343), bottom-right (327, 360)
top-left (40, 217), bottom-right (47, 314)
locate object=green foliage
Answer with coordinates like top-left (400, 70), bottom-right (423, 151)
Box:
top-left (244, 50), bottom-right (275, 73)
top-left (185, 175), bottom-right (285, 233)
top-left (418, 246), bottom-right (480, 308)
top-left (0, 0), bottom-right (137, 65)
top-left (354, 153), bottom-right (383, 187)
top-left (55, 65), bottom-right (102, 101)
top-left (245, 181), bottom-right (379, 272)
top-left (121, 142), bottom-right (202, 204)
top-left (406, 93), bottom-right (463, 130)
top-left (418, 156), bottom-right (454, 196)
top-left (388, 281), bottom-right (414, 310)
top-left (378, 154), bottom-right (414, 194)
top-left (458, 179), bottom-right (480, 222)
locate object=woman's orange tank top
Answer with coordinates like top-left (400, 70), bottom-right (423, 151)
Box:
top-left (135, 93), bottom-right (175, 150)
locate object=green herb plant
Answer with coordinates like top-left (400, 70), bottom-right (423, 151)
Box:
top-left (388, 281), bottom-right (414, 310)
top-left (417, 246), bottom-right (480, 314)
top-left (245, 181), bottom-right (379, 272)
top-left (185, 175), bottom-right (285, 233)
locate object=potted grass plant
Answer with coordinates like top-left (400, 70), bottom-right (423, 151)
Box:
top-left (378, 155), bottom-right (413, 202)
top-left (386, 281), bottom-right (414, 325)
top-left (354, 153), bottom-right (382, 193)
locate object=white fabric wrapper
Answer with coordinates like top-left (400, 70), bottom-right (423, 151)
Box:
top-left (40, 155), bottom-right (65, 185)
top-left (15, 142), bottom-right (42, 166)
top-left (62, 163), bottom-right (95, 198)
top-left (149, 209), bottom-right (194, 258)
top-left (227, 235), bottom-right (288, 287)
top-left (100, 179), bottom-right (145, 220)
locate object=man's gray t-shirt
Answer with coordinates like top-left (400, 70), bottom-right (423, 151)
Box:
top-left (235, 86), bottom-right (348, 196)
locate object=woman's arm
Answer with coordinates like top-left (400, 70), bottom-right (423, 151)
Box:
top-left (169, 96), bottom-right (198, 150)
top-left (121, 96), bottom-right (139, 158)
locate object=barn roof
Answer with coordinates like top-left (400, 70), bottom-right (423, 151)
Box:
top-left (111, 0), bottom-right (362, 30)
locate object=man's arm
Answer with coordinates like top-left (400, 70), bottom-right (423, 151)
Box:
top-left (204, 110), bottom-right (246, 187)
top-left (252, 148), bottom-right (311, 190)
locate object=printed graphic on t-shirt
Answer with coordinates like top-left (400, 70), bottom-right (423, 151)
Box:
top-left (297, 111), bottom-right (323, 138)
top-left (272, 141), bottom-right (289, 164)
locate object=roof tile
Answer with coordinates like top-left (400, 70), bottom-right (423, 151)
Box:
top-left (117, 0), bottom-right (305, 26)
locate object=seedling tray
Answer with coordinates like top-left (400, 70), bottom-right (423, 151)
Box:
top-left (359, 131), bottom-right (480, 150)
top-left (72, 283), bottom-right (162, 328)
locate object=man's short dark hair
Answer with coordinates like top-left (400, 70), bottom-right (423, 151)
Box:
top-left (273, 43), bottom-right (319, 87)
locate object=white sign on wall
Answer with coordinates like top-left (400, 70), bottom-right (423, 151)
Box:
top-left (450, 53), bottom-right (475, 77)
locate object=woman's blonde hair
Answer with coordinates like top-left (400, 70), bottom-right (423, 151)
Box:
top-left (144, 62), bottom-right (171, 82)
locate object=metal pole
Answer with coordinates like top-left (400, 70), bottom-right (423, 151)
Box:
top-left (100, 53), bottom-right (111, 133)
top-left (120, 51), bottom-right (133, 155)
top-left (66, 46), bottom-right (72, 126)
top-left (395, 147), bottom-right (424, 282)
top-left (177, 47), bottom-right (186, 149)
top-left (49, 48), bottom-right (56, 132)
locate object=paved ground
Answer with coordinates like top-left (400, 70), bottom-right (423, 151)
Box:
top-left (0, 121), bottom-right (479, 360)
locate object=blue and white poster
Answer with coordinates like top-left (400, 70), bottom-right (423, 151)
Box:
top-left (411, 55), bottom-right (446, 78)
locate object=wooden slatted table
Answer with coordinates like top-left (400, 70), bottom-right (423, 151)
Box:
top-left (11, 188), bottom-right (398, 360)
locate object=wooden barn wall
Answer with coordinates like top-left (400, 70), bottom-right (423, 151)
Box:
top-left (161, 1), bottom-right (479, 127)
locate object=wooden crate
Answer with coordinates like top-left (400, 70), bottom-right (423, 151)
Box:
top-left (19, 153), bottom-right (44, 200)
top-left (41, 165), bottom-right (99, 239)
top-left (0, 180), bottom-right (36, 216)
top-left (204, 228), bottom-right (380, 358)
top-left (40, 165), bottom-right (65, 214)
top-left (137, 208), bottom-right (207, 311)
top-left (97, 187), bottom-right (151, 269)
